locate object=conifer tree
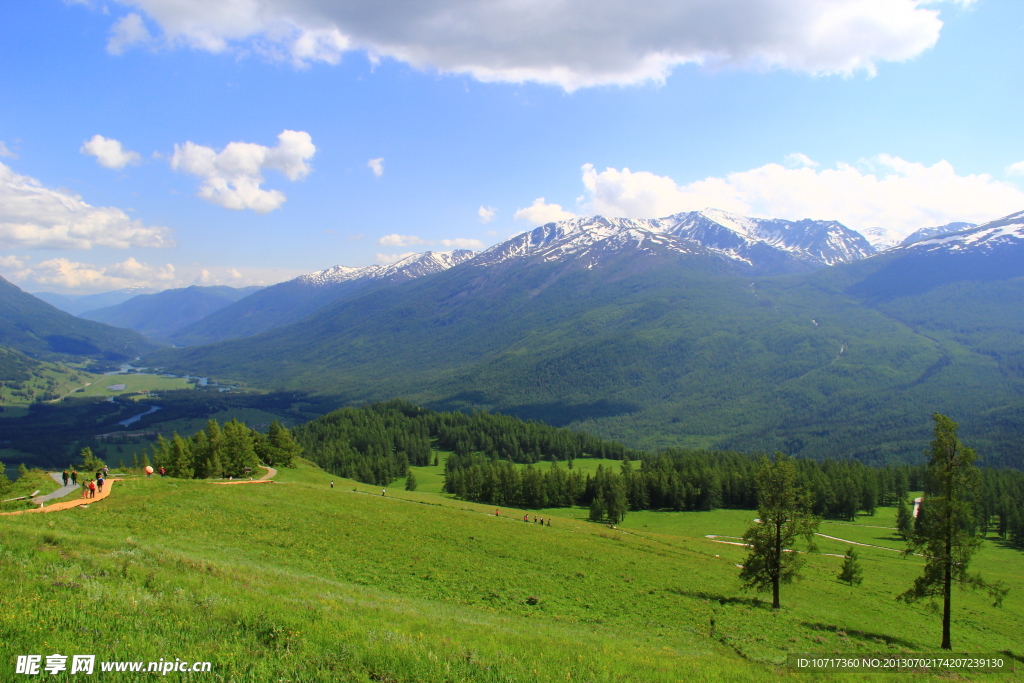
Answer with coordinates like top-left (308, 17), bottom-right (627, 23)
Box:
top-left (838, 546), bottom-right (864, 586)
top-left (0, 461), bottom-right (11, 495)
top-left (899, 414), bottom-right (1007, 650)
top-left (895, 498), bottom-right (913, 540)
top-left (405, 469), bottom-right (417, 491)
top-left (740, 453), bottom-right (820, 609)
top-left (167, 433), bottom-right (194, 479)
top-left (266, 420), bottom-right (301, 468)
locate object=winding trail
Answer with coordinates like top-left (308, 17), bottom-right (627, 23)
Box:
top-left (211, 465), bottom-right (277, 485)
top-left (1, 479), bottom-right (120, 516)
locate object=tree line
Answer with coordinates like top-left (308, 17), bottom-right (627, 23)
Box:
top-left (443, 449), bottom-right (925, 523)
top-left (293, 400), bottom-right (1024, 539)
top-left (292, 399), bottom-right (641, 486)
top-left (140, 418), bottom-right (301, 479)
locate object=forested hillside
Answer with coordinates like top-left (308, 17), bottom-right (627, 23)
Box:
top-left (151, 247), bottom-right (1024, 466)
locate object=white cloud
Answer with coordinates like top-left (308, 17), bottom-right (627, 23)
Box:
top-left (477, 205), bottom-right (496, 223)
top-left (1006, 161), bottom-right (1024, 176)
top-left (80, 135), bottom-right (142, 169)
top-left (579, 156), bottom-right (1024, 235)
top-left (10, 257), bottom-right (175, 291)
top-left (375, 251), bottom-right (416, 263)
top-left (170, 129), bottom-right (315, 213)
top-left (378, 234), bottom-right (428, 247)
top-left (368, 157), bottom-right (384, 177)
top-left (0, 141), bottom-right (17, 159)
top-left (439, 238), bottom-right (484, 249)
top-left (107, 12), bottom-right (153, 54)
top-left (99, 0), bottom-right (948, 90)
top-left (0, 161), bottom-right (172, 249)
top-left (784, 153), bottom-right (818, 168)
top-left (514, 197), bottom-right (577, 224)
top-left (1, 256), bottom-right (301, 293)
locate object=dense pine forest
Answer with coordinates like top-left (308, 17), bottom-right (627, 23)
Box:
top-left (293, 400), bottom-right (1024, 547)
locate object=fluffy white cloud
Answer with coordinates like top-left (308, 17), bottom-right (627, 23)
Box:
top-left (375, 251), bottom-right (416, 264)
top-left (8, 257), bottom-right (175, 291)
top-left (102, 0), bottom-right (950, 89)
top-left (2, 256), bottom-right (301, 293)
top-left (0, 162), bottom-right (172, 249)
top-left (477, 205), bottom-right (496, 223)
top-left (170, 130), bottom-right (315, 213)
top-left (1006, 161), bottom-right (1024, 176)
top-left (368, 157), bottom-right (384, 177)
top-left (514, 197), bottom-right (577, 224)
top-left (80, 135), bottom-right (142, 169)
top-left (107, 12), bottom-right (153, 54)
top-left (378, 234), bottom-right (428, 247)
top-left (0, 141), bottom-right (17, 159)
top-left (439, 238), bottom-right (484, 249)
top-left (580, 156), bottom-right (1024, 235)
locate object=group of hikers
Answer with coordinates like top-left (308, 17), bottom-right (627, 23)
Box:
top-left (493, 509), bottom-right (552, 526)
top-left (61, 467), bottom-right (108, 500)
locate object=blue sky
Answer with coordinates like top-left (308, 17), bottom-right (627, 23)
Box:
top-left (1, 0), bottom-right (1023, 293)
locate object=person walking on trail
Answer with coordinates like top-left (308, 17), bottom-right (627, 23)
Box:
top-left (81, 482), bottom-right (89, 500)
top-left (97, 477), bottom-right (104, 494)
top-left (382, 489), bottom-right (386, 496)
top-left (330, 481), bottom-right (334, 489)
top-left (523, 514), bottom-right (529, 522)
top-left (88, 480), bottom-right (97, 499)
top-left (495, 509), bottom-right (500, 517)
top-left (62, 470), bottom-right (69, 486)
top-left (71, 470), bottom-right (78, 485)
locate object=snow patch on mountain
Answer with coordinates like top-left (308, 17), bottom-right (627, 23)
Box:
top-left (297, 250), bottom-right (476, 287)
top-left (909, 212), bottom-right (1024, 252)
top-left (859, 226), bottom-right (905, 251)
top-left (900, 221), bottom-right (976, 247)
top-left (475, 208), bottom-right (873, 272)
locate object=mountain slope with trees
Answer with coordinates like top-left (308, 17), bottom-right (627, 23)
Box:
top-left (148, 212), bottom-right (1024, 466)
top-left (80, 285), bottom-right (262, 341)
top-left (0, 275), bottom-right (157, 361)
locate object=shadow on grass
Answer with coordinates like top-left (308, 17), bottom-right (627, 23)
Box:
top-left (800, 622), bottom-right (918, 649)
top-left (666, 589), bottom-right (768, 609)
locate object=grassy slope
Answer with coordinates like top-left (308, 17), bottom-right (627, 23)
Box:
top-left (2, 461), bottom-right (1020, 682)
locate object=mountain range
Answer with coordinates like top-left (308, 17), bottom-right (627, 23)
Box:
top-left (143, 208), bottom-right (1024, 467)
top-left (79, 285), bottom-right (263, 342)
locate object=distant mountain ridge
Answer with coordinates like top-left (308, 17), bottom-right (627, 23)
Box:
top-left (478, 209), bottom-right (874, 273)
top-left (168, 250), bottom-right (476, 346)
top-left (0, 276), bottom-right (156, 361)
top-left (33, 287), bottom-right (159, 316)
top-left (79, 285), bottom-right (263, 342)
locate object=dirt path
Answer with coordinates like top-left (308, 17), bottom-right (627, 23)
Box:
top-left (0, 479), bottom-right (120, 516)
top-left (211, 465), bottom-right (277, 485)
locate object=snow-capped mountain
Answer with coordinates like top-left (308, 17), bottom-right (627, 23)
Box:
top-left (169, 250), bottom-right (475, 346)
top-left (900, 213), bottom-right (1022, 253)
top-left (299, 250), bottom-right (476, 287)
top-left (473, 209), bottom-right (873, 274)
top-left (900, 222), bottom-right (976, 247)
top-left (859, 226), bottom-right (905, 252)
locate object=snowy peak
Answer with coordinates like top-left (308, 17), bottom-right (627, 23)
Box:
top-left (297, 250), bottom-right (476, 287)
top-left (474, 209), bottom-right (873, 273)
top-left (859, 226), bottom-right (905, 252)
top-left (900, 222), bottom-right (976, 247)
top-left (906, 212), bottom-right (1024, 253)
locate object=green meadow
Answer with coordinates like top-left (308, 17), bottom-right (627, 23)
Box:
top-left (74, 374), bottom-right (195, 398)
top-left (2, 461), bottom-right (1021, 682)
